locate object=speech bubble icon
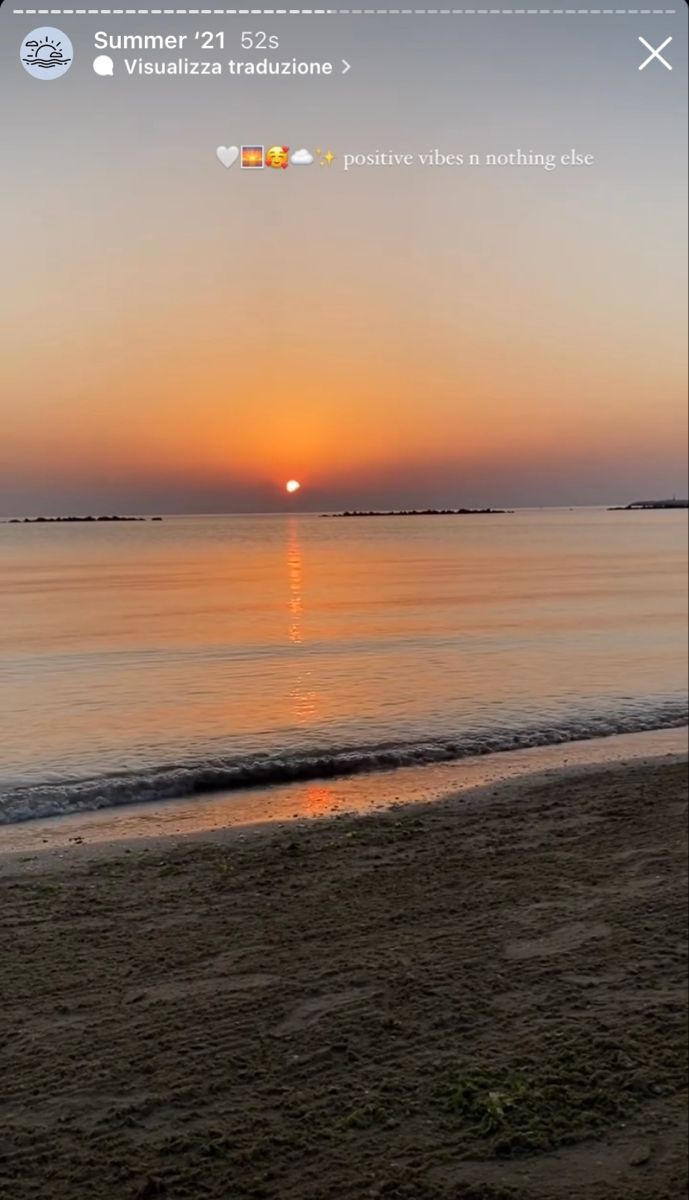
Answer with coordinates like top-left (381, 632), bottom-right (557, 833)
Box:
top-left (93, 54), bottom-right (114, 76)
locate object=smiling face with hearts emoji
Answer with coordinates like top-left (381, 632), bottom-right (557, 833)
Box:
top-left (216, 145), bottom-right (239, 169)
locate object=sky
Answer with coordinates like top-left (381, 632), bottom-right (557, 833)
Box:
top-left (0, 9), bottom-right (687, 514)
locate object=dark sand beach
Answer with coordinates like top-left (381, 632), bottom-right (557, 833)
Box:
top-left (2, 757), bottom-right (687, 1200)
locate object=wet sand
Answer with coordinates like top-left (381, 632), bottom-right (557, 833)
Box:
top-left (1, 756), bottom-right (687, 1199)
top-left (2, 725), bottom-right (686, 857)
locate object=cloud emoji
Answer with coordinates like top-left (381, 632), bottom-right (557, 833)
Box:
top-left (290, 148), bottom-right (314, 166)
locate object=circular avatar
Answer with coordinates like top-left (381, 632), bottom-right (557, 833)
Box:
top-left (21, 27), bottom-right (74, 79)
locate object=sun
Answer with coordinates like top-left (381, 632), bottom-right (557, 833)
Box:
top-left (285, 479), bottom-right (301, 494)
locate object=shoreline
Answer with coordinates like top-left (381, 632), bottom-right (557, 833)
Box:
top-left (2, 755), bottom-right (687, 1198)
top-left (2, 725), bottom-right (686, 868)
top-left (2, 744), bottom-right (687, 882)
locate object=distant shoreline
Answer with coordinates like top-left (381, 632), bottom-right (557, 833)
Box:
top-left (2, 505), bottom-right (687, 523)
top-left (608, 500), bottom-right (688, 511)
top-left (4, 515), bottom-right (163, 525)
top-left (322, 507), bottom-right (512, 518)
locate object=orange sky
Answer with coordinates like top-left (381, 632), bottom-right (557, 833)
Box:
top-left (1, 15), bottom-right (687, 512)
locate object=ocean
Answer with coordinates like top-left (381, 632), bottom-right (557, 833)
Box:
top-left (0, 508), bottom-right (686, 826)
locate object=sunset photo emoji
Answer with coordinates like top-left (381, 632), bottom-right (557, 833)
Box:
top-left (240, 145), bottom-right (264, 169)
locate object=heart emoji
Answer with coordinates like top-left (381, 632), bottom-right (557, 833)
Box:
top-left (216, 145), bottom-right (239, 169)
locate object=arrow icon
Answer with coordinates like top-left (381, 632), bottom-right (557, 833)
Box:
top-left (342, 59), bottom-right (352, 75)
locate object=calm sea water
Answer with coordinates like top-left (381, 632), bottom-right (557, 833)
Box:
top-left (0, 509), bottom-right (686, 824)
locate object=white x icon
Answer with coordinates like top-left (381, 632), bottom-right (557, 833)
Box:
top-left (638, 36), bottom-right (673, 71)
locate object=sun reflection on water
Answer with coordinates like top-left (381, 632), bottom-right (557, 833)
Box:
top-left (287, 520), bottom-right (304, 646)
top-left (286, 519), bottom-right (319, 721)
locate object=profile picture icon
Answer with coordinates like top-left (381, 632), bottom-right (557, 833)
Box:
top-left (21, 27), bottom-right (73, 79)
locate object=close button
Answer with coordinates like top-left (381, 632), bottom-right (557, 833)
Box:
top-left (638, 36), bottom-right (673, 71)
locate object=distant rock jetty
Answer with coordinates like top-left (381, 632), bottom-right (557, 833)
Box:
top-left (323, 508), bottom-right (511, 518)
top-left (6, 515), bottom-right (163, 524)
top-left (608, 499), bottom-right (688, 511)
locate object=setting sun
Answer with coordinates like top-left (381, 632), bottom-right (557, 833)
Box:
top-left (285, 480), bottom-right (301, 494)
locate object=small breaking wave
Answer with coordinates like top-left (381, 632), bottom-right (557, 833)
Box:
top-left (1, 701), bottom-right (686, 826)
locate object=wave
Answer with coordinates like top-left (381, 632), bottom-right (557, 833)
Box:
top-left (1, 701), bottom-right (687, 826)
top-left (23, 59), bottom-right (70, 67)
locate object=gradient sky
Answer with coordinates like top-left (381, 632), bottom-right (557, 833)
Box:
top-left (0, 8), bottom-right (687, 513)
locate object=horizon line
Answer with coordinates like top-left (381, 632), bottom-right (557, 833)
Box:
top-left (3, 500), bottom-right (689, 521)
